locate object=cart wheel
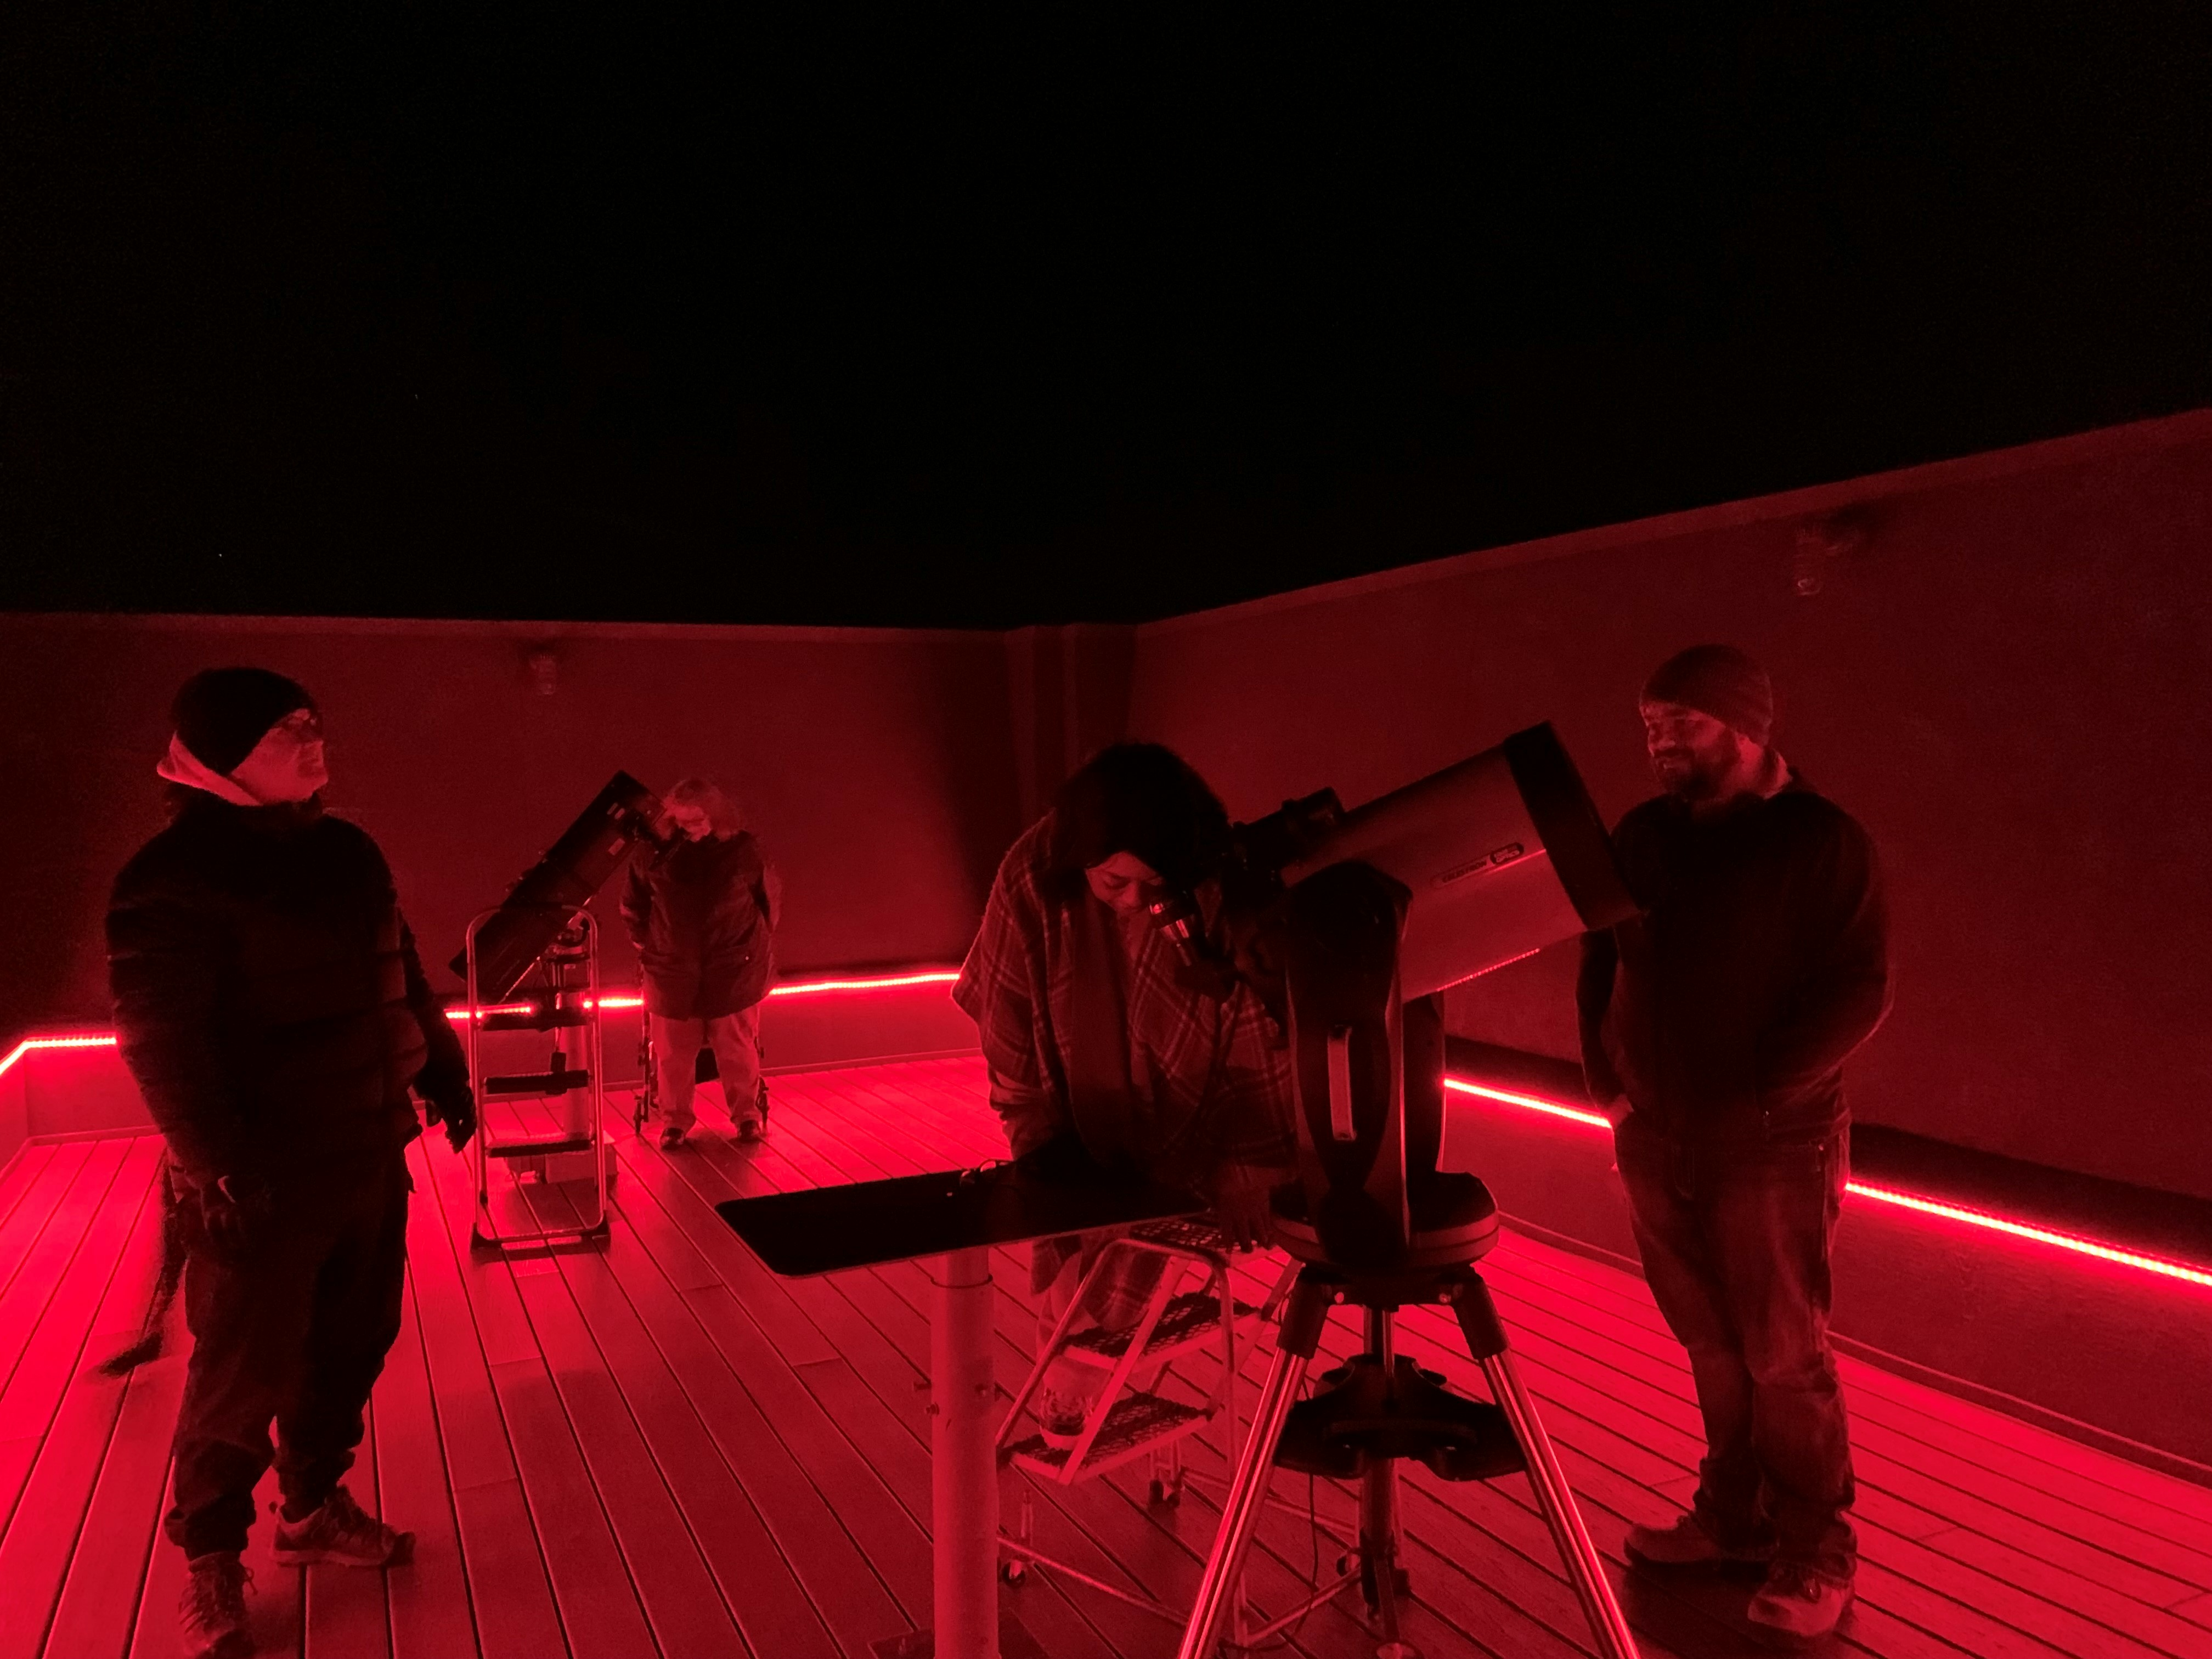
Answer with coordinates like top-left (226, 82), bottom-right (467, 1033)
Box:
top-left (1000, 1558), bottom-right (1028, 1587)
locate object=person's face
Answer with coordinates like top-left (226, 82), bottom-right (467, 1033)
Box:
top-left (1640, 699), bottom-right (1744, 799)
top-left (1084, 850), bottom-right (1163, 915)
top-left (668, 803), bottom-right (714, 840)
top-left (229, 708), bottom-right (328, 803)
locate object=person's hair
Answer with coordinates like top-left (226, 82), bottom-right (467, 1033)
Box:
top-left (1047, 743), bottom-right (1229, 901)
top-left (664, 777), bottom-right (744, 837)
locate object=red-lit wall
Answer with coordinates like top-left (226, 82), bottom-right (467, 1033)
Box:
top-left (0, 616), bottom-right (1022, 1030)
top-left (1130, 413), bottom-right (2212, 1201)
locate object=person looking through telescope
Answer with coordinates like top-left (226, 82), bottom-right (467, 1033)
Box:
top-left (955, 743), bottom-right (1295, 1446)
top-left (622, 777), bottom-right (781, 1149)
top-left (1579, 644), bottom-right (1890, 1645)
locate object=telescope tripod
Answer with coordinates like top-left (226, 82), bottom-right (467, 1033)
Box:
top-left (1177, 1259), bottom-right (1640, 1659)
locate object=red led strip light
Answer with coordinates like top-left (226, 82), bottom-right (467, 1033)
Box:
top-left (10, 1019), bottom-right (2203, 1291)
top-left (0, 1034), bottom-right (120, 1080)
top-left (438, 969), bottom-right (960, 1022)
top-left (1444, 1077), bottom-right (2212, 1290)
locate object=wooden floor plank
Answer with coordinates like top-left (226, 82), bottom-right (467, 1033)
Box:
top-left (37, 1350), bottom-right (179, 1659)
top-left (0, 1142), bottom-right (95, 1308)
top-left (501, 1212), bottom-right (753, 1657)
top-left (519, 1181), bottom-right (840, 1659)
top-left (12, 1058), bottom-right (2205, 1659)
top-left (414, 1141), bottom-right (658, 1659)
top-left (0, 1148), bottom-right (163, 1659)
top-left (0, 1139), bottom-right (135, 1415)
top-left (399, 1139), bottom-right (570, 1659)
top-left (599, 1139), bottom-right (920, 1657)
top-left (376, 1250), bottom-right (483, 1659)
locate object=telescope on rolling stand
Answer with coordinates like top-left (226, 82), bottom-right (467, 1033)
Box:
top-left (1169, 725), bottom-right (1641, 1659)
top-left (453, 772), bottom-right (668, 1252)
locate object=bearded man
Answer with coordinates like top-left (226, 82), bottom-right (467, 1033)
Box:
top-left (1577, 644), bottom-right (1891, 1645)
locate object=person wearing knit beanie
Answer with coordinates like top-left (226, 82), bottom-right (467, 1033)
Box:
top-left (112, 663), bottom-right (470, 1658)
top-left (157, 668), bottom-right (327, 806)
top-left (1584, 641), bottom-right (1890, 1642)
top-left (1638, 644), bottom-right (1786, 811)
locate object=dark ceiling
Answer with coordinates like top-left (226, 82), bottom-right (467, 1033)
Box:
top-left (5, 5), bottom-right (2209, 628)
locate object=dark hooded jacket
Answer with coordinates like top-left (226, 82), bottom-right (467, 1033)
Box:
top-left (620, 831), bottom-right (776, 1019)
top-left (106, 792), bottom-right (468, 1188)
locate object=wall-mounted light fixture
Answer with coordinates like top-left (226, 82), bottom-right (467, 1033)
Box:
top-left (524, 644), bottom-right (561, 696)
top-left (1792, 508), bottom-right (1877, 597)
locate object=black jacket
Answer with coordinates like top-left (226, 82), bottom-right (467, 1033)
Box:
top-left (620, 831), bottom-right (776, 1019)
top-left (1577, 777), bottom-right (1891, 1145)
top-left (106, 793), bottom-right (468, 1187)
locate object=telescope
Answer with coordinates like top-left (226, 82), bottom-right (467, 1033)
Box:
top-left (449, 771), bottom-right (667, 1003)
top-left (1170, 721), bottom-right (1642, 1658)
top-left (715, 723), bottom-right (1647, 1659)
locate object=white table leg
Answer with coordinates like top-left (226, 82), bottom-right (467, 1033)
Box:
top-left (930, 1245), bottom-right (1000, 1659)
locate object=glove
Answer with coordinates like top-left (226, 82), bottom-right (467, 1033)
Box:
top-left (198, 1174), bottom-right (273, 1259)
top-left (425, 1081), bottom-right (477, 1153)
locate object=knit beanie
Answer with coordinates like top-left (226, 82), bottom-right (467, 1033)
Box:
top-left (1641, 645), bottom-right (1774, 746)
top-left (172, 668), bottom-right (317, 775)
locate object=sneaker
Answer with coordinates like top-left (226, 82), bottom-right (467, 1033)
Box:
top-left (1035, 1387), bottom-right (1092, 1451)
top-left (1625, 1510), bottom-right (1776, 1570)
top-left (180, 1551), bottom-right (252, 1659)
top-left (1747, 1561), bottom-right (1854, 1644)
top-left (657, 1122), bottom-right (688, 1149)
top-left (272, 1486), bottom-right (414, 1568)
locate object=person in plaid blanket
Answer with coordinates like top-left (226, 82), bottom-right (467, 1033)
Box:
top-left (954, 743), bottom-right (1296, 1442)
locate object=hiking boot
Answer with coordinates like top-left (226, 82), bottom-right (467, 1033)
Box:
top-left (1625, 1509), bottom-right (1776, 1570)
top-left (180, 1551), bottom-right (252, 1659)
top-left (272, 1485), bottom-right (414, 1567)
top-left (1747, 1561), bottom-right (1854, 1644)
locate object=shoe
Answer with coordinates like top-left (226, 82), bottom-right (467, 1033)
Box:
top-left (1034, 1387), bottom-right (1093, 1451)
top-left (272, 1485), bottom-right (414, 1568)
top-left (735, 1114), bottom-right (764, 1142)
top-left (1625, 1510), bottom-right (1776, 1570)
top-left (657, 1123), bottom-right (687, 1149)
top-left (180, 1551), bottom-right (253, 1659)
top-left (1747, 1561), bottom-right (1854, 1644)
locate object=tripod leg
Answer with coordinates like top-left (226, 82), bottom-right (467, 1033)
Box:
top-left (1176, 1272), bottom-right (1331, 1659)
top-left (1449, 1274), bottom-right (1639, 1659)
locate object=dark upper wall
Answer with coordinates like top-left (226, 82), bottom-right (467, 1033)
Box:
top-left (0, 615), bottom-right (1021, 1029)
top-left (1128, 411), bottom-right (2212, 1201)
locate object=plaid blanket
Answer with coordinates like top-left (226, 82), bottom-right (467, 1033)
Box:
top-left (955, 817), bottom-right (1295, 1308)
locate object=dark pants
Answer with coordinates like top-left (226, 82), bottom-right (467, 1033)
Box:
top-left (165, 1156), bottom-right (410, 1559)
top-left (1613, 1113), bottom-right (1855, 1581)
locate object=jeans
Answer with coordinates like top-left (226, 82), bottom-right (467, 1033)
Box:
top-left (1613, 1113), bottom-right (1855, 1581)
top-left (166, 1156), bottom-right (410, 1559)
top-left (651, 1006), bottom-right (763, 1130)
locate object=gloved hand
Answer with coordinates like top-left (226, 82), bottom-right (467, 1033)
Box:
top-left (198, 1174), bottom-right (274, 1259)
top-left (425, 1081), bottom-right (477, 1153)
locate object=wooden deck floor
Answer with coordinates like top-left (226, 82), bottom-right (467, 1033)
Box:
top-left (2, 1056), bottom-right (2210, 1658)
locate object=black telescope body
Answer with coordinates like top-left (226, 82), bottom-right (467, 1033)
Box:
top-left (1267, 724), bottom-right (1633, 1272)
top-left (452, 771), bottom-right (665, 1002)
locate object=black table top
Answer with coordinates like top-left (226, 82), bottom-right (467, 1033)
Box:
top-left (716, 1162), bottom-right (1206, 1277)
